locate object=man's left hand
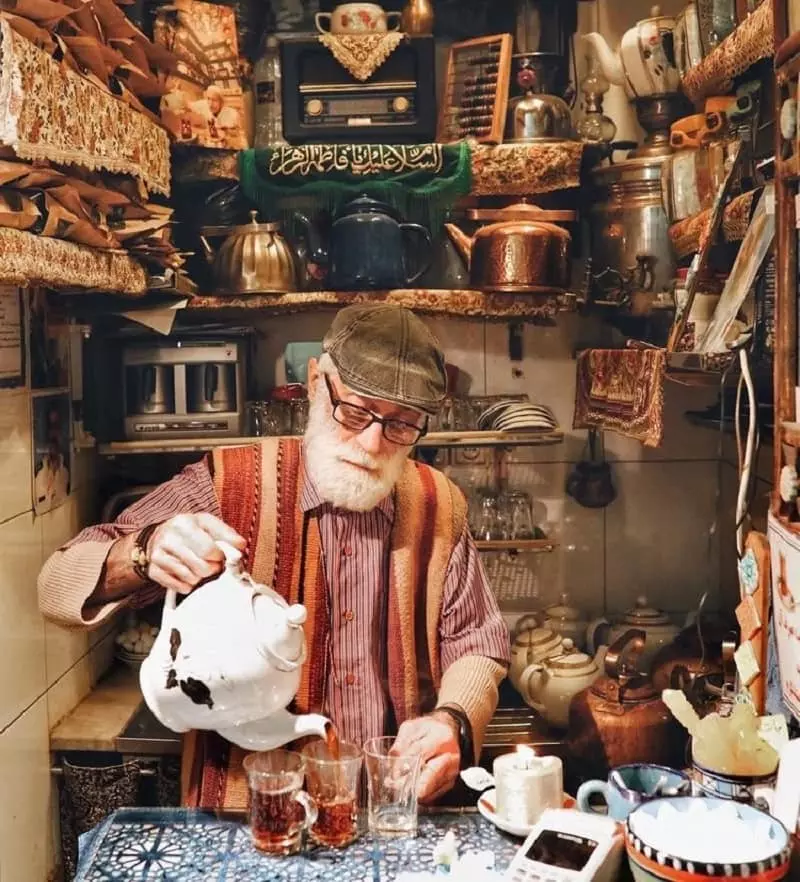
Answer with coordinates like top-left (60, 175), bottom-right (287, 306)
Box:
top-left (392, 712), bottom-right (460, 804)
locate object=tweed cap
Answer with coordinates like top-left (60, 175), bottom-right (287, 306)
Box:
top-left (322, 304), bottom-right (446, 415)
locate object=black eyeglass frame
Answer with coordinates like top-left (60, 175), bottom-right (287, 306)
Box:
top-left (323, 374), bottom-right (428, 445)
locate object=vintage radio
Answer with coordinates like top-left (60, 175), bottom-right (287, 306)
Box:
top-left (280, 34), bottom-right (436, 143)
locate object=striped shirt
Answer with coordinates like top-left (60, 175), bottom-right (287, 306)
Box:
top-left (60, 456), bottom-right (511, 747)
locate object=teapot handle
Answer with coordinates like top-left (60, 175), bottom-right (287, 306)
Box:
top-left (400, 223), bottom-right (433, 285)
top-left (519, 663), bottom-right (546, 714)
top-left (586, 616), bottom-right (610, 653)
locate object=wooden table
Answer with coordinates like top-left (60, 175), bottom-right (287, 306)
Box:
top-left (74, 807), bottom-right (522, 881)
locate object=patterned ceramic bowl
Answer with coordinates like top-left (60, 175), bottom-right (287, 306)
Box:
top-left (625, 797), bottom-right (791, 882)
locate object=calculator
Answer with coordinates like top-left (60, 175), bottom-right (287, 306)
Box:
top-left (504, 809), bottom-right (624, 882)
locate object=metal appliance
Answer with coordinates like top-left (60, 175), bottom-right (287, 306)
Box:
top-left (123, 339), bottom-right (245, 440)
top-left (280, 34), bottom-right (436, 143)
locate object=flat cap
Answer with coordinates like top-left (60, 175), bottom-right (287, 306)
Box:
top-left (322, 304), bottom-right (446, 415)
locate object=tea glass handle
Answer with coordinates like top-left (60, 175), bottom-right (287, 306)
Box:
top-left (295, 790), bottom-right (318, 830)
top-left (401, 223), bottom-right (433, 285)
top-left (386, 11), bottom-right (402, 29)
top-left (314, 12), bottom-right (331, 31)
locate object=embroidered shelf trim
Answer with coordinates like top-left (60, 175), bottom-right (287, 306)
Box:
top-left (0, 227), bottom-right (148, 294)
top-left (0, 20), bottom-right (171, 196)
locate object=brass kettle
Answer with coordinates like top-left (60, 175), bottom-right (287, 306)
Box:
top-left (200, 211), bottom-right (298, 296)
top-left (444, 203), bottom-right (573, 293)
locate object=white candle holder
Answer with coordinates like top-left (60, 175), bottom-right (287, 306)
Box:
top-left (493, 746), bottom-right (563, 827)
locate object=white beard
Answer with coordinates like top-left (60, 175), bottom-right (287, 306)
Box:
top-left (303, 386), bottom-right (409, 512)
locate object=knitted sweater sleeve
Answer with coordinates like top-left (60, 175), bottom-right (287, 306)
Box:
top-left (37, 459), bottom-right (219, 629)
top-left (436, 524), bottom-right (511, 760)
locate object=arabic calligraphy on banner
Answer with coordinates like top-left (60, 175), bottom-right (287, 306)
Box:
top-left (267, 144), bottom-right (445, 177)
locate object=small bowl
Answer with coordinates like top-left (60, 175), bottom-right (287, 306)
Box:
top-left (626, 796), bottom-right (791, 882)
top-left (115, 648), bottom-right (149, 670)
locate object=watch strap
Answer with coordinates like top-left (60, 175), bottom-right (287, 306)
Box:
top-left (435, 703), bottom-right (473, 769)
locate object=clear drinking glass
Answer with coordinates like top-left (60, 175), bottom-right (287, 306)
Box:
top-left (507, 491), bottom-right (537, 540)
top-left (290, 398), bottom-right (309, 435)
top-left (363, 736), bottom-right (422, 837)
top-left (474, 493), bottom-right (503, 541)
top-left (243, 750), bottom-right (317, 855)
top-left (301, 740), bottom-right (362, 848)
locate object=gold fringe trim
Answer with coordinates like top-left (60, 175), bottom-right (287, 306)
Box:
top-left (0, 228), bottom-right (147, 294)
top-left (471, 141), bottom-right (584, 196)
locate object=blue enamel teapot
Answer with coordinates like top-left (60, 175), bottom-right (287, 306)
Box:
top-left (296, 195), bottom-right (432, 290)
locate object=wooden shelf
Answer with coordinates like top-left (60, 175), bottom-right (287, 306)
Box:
top-left (681, 0), bottom-right (773, 103)
top-left (474, 539), bottom-right (557, 553)
top-left (97, 429), bottom-right (564, 456)
top-left (183, 289), bottom-right (569, 322)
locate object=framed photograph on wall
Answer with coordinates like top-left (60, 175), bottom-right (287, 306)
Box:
top-left (0, 286), bottom-right (24, 389)
top-left (32, 391), bottom-right (71, 515)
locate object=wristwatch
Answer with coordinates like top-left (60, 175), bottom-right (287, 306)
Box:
top-left (434, 704), bottom-right (473, 769)
top-left (130, 523), bottom-right (160, 582)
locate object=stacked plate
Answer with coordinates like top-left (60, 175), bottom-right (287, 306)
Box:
top-left (477, 399), bottom-right (557, 433)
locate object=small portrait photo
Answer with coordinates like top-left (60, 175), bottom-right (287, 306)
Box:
top-left (32, 392), bottom-right (71, 515)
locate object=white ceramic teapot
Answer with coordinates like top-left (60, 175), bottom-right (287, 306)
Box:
top-left (518, 641), bottom-right (606, 729)
top-left (541, 593), bottom-right (589, 650)
top-left (583, 6), bottom-right (680, 99)
top-left (139, 541), bottom-right (330, 750)
top-left (509, 626), bottom-right (565, 690)
top-left (587, 596), bottom-right (680, 673)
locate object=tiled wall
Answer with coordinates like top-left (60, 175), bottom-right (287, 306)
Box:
top-left (0, 385), bottom-right (112, 882)
top-left (253, 311), bottom-right (731, 625)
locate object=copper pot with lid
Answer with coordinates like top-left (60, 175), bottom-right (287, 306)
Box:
top-left (444, 203), bottom-right (574, 293)
top-left (565, 629), bottom-right (688, 789)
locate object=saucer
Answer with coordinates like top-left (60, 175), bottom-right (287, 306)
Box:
top-left (476, 788), bottom-right (576, 838)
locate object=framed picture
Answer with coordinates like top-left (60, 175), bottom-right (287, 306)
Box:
top-left (0, 286), bottom-right (24, 389)
top-left (28, 288), bottom-right (69, 391)
top-left (437, 34), bottom-right (513, 144)
top-left (32, 391), bottom-right (71, 515)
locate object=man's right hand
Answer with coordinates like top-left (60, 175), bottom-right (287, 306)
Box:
top-left (146, 513), bottom-right (246, 595)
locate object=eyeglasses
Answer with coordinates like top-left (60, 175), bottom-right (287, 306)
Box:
top-left (323, 374), bottom-right (427, 446)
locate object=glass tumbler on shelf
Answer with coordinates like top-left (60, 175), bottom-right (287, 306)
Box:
top-left (474, 493), bottom-right (504, 541)
top-left (301, 740), bottom-right (362, 848)
top-left (363, 736), bottom-right (422, 838)
top-left (507, 491), bottom-right (538, 540)
top-left (290, 398), bottom-right (309, 435)
top-left (243, 750), bottom-right (317, 855)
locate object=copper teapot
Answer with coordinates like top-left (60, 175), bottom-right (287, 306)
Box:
top-left (444, 203), bottom-right (573, 293)
top-left (565, 629), bottom-right (688, 789)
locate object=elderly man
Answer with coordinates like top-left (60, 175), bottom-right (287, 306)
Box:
top-left (38, 304), bottom-right (510, 808)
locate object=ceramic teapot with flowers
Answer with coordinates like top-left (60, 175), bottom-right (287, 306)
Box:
top-left (139, 541), bottom-right (330, 750)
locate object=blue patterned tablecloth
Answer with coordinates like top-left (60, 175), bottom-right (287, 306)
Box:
top-left (75, 808), bottom-right (521, 881)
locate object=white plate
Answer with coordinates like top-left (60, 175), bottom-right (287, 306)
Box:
top-left (476, 788), bottom-right (577, 838)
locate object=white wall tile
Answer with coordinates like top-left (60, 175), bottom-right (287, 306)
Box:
top-left (0, 696), bottom-right (52, 882)
top-left (0, 511), bottom-right (46, 731)
top-left (0, 388), bottom-right (32, 522)
top-left (46, 654), bottom-right (92, 733)
top-left (605, 461), bottom-right (720, 615)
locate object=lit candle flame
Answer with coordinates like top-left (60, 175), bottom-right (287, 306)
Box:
top-left (515, 744), bottom-right (537, 769)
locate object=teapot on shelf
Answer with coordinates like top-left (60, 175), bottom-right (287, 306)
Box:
top-left (294, 195), bottom-right (432, 291)
top-left (509, 625), bottom-right (565, 690)
top-left (583, 6), bottom-right (680, 99)
top-left (518, 639), bottom-right (606, 729)
top-left (587, 596), bottom-right (681, 673)
top-left (139, 542), bottom-right (330, 751)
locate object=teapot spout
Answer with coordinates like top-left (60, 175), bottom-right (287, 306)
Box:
top-left (294, 212), bottom-right (329, 267)
top-left (215, 708), bottom-right (330, 752)
top-left (582, 32), bottom-right (625, 87)
top-left (443, 222), bottom-right (473, 267)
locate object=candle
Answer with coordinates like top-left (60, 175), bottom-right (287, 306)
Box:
top-left (493, 746), bottom-right (563, 827)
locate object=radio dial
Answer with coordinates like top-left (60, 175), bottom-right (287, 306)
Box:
top-left (306, 98), bottom-right (324, 116)
top-left (392, 96), bottom-right (410, 113)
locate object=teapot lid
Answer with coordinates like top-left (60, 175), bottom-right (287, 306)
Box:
top-left (640, 4), bottom-right (673, 23)
top-left (623, 596), bottom-right (671, 626)
top-left (544, 592), bottom-right (581, 621)
top-left (338, 194), bottom-right (400, 221)
top-left (201, 210), bottom-right (281, 239)
top-left (467, 202), bottom-right (575, 224)
top-left (514, 626), bottom-right (560, 648)
top-left (546, 640), bottom-right (598, 676)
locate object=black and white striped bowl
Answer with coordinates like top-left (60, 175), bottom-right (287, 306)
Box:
top-left (625, 797), bottom-right (791, 882)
